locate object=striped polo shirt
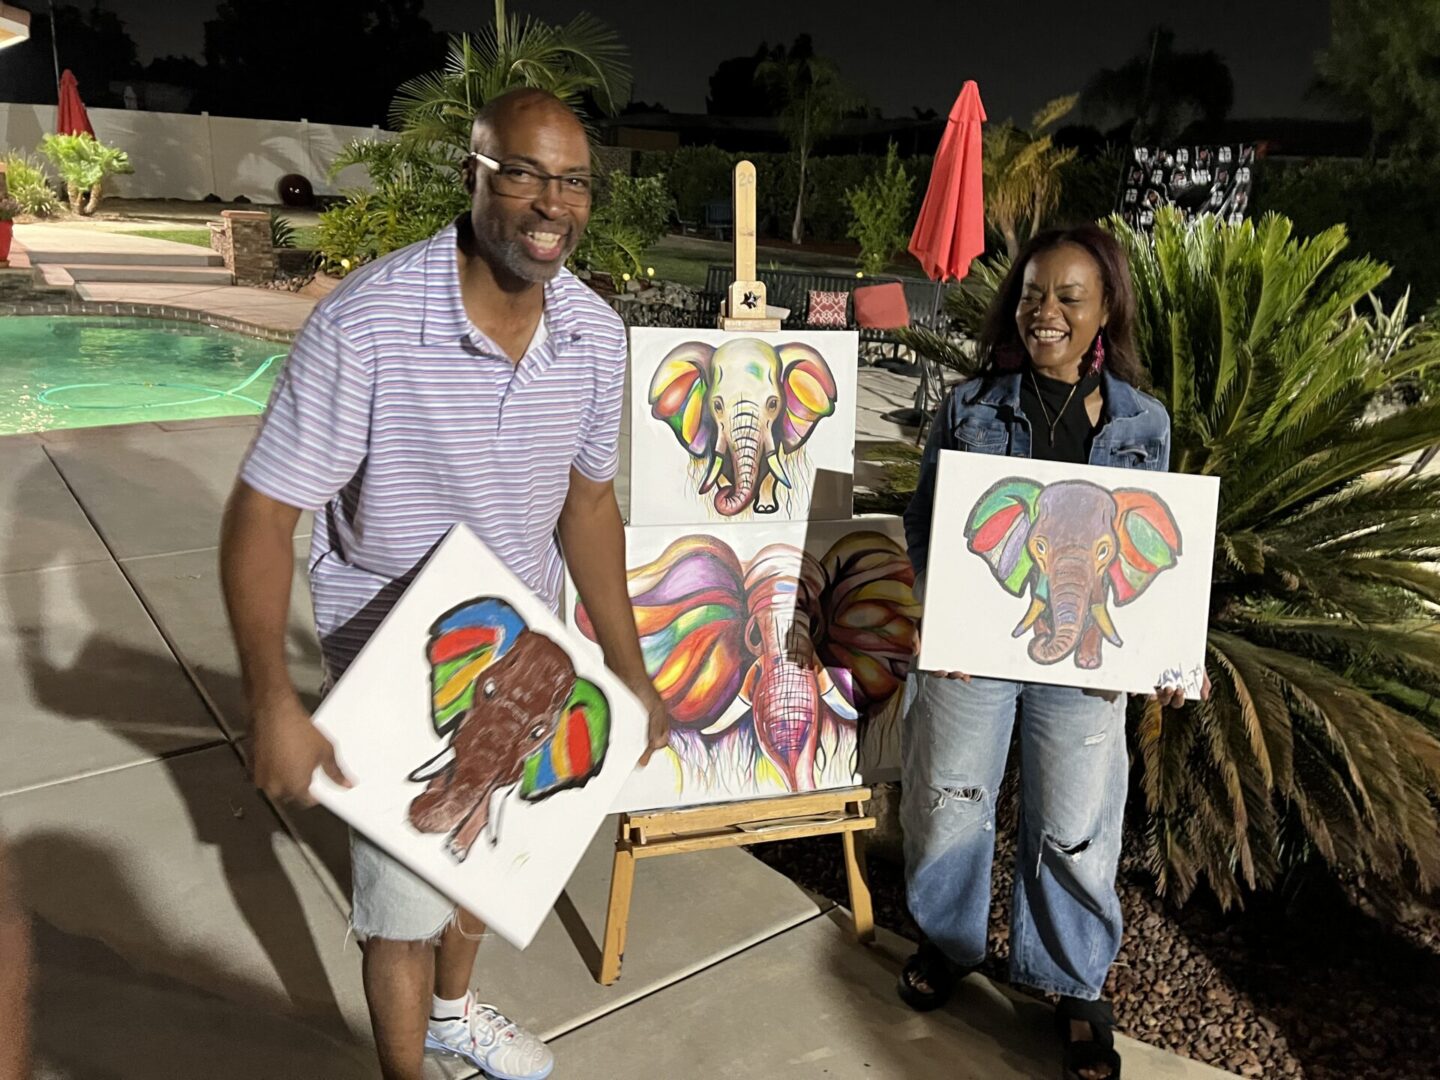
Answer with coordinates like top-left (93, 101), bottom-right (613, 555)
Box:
top-left (240, 222), bottom-right (627, 678)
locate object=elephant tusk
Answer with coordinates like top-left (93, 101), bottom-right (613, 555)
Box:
top-left (1090, 603), bottom-right (1123, 646)
top-left (698, 454), bottom-right (726, 494)
top-left (407, 743), bottom-right (456, 782)
top-left (1012, 596), bottom-right (1046, 638)
top-left (818, 666), bottom-right (858, 721)
top-left (767, 451), bottom-right (791, 488)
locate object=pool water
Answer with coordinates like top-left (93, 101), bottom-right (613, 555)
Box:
top-left (0, 316), bottom-right (287, 435)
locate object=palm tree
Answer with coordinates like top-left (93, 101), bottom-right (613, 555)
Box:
top-left (755, 35), bottom-right (852, 244)
top-left (1080, 26), bottom-right (1234, 144)
top-left (984, 95), bottom-right (1079, 260)
top-left (389, 0), bottom-right (632, 154)
top-left (906, 209), bottom-right (1440, 908)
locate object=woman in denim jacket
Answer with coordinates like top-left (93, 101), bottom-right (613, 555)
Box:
top-left (899, 225), bottom-right (1198, 1080)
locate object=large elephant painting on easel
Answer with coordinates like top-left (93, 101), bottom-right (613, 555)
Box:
top-left (628, 328), bottom-right (859, 527)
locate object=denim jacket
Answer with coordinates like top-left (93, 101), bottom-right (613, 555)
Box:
top-left (903, 370), bottom-right (1172, 579)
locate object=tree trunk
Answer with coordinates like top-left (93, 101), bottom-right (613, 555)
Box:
top-left (66, 182), bottom-right (83, 214)
top-left (83, 179), bottom-right (104, 216)
top-left (790, 106), bottom-right (809, 244)
top-left (1001, 219), bottom-right (1020, 260)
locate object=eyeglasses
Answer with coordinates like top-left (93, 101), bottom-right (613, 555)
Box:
top-left (468, 151), bottom-right (593, 207)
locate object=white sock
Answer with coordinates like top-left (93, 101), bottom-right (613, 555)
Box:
top-left (430, 992), bottom-right (468, 1023)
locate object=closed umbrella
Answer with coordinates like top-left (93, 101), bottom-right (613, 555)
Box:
top-left (908, 80), bottom-right (986, 282)
top-left (56, 69), bottom-right (94, 137)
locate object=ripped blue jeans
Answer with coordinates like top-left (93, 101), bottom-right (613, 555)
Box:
top-left (900, 672), bottom-right (1128, 1000)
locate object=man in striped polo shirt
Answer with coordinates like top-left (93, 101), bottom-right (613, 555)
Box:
top-left (219, 89), bottom-right (669, 1080)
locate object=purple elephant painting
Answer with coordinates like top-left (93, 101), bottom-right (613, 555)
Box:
top-left (966, 478), bottom-right (1182, 669)
top-left (648, 337), bottom-right (839, 518)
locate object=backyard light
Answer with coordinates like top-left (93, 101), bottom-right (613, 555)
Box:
top-left (622, 272), bottom-right (631, 281)
top-left (646, 267), bottom-right (654, 277)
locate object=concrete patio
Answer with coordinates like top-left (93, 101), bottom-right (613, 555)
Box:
top-left (1, 219), bottom-right (1242, 1077)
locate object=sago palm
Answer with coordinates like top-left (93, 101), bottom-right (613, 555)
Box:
top-left (909, 209), bottom-right (1440, 907)
top-left (389, 0), bottom-right (632, 154)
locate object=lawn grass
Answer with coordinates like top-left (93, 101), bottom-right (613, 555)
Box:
top-left (127, 224), bottom-right (322, 250)
top-left (127, 229), bottom-right (212, 247)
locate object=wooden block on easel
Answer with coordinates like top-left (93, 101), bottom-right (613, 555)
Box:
top-left (718, 159), bottom-right (781, 332)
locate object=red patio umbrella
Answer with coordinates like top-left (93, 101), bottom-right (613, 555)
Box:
top-left (56, 69), bottom-right (94, 137)
top-left (908, 81), bottom-right (986, 282)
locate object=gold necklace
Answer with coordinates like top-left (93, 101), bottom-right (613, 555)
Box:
top-left (1027, 368), bottom-right (1082, 446)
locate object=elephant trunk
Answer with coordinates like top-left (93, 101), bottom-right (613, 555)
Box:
top-left (1029, 562), bottom-right (1091, 664)
top-left (715, 400), bottom-right (764, 516)
top-left (750, 656), bottom-right (820, 791)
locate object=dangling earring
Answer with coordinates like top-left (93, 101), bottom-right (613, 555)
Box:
top-left (1089, 329), bottom-right (1106, 375)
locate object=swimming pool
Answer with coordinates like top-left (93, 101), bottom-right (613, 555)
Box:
top-left (0, 316), bottom-right (286, 436)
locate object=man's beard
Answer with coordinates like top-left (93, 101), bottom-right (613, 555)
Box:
top-left (472, 210), bottom-right (578, 284)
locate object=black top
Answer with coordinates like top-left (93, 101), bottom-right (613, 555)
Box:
top-left (1018, 365), bottom-right (1103, 465)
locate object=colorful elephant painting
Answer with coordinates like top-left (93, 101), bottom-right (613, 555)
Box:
top-left (966, 479), bottom-right (1182, 669)
top-left (575, 532), bottom-right (920, 799)
top-left (407, 598), bottom-right (611, 861)
top-left (648, 337), bottom-right (839, 518)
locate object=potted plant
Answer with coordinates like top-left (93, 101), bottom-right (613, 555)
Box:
top-left (0, 195), bottom-right (19, 265)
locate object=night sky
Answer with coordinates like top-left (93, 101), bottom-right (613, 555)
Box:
top-left (99, 0), bottom-right (1333, 125)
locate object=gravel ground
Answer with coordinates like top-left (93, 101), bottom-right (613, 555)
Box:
top-left (750, 784), bottom-right (1440, 1080)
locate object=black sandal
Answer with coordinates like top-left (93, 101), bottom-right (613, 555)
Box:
top-left (896, 940), bottom-right (967, 1012)
top-left (1054, 996), bottom-right (1122, 1080)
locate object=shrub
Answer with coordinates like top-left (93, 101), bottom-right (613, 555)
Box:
top-left (317, 139), bottom-right (466, 275)
top-left (2, 153), bottom-right (60, 218)
top-left (269, 213), bottom-right (296, 249)
top-left (1258, 158), bottom-right (1440, 308)
top-left (601, 172), bottom-right (673, 247)
top-left (36, 133), bottom-right (133, 216)
top-left (846, 143), bottom-right (915, 274)
top-left (0, 196), bottom-right (19, 222)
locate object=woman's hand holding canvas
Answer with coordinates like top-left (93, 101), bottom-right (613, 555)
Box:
top-left (917, 451), bottom-right (1219, 699)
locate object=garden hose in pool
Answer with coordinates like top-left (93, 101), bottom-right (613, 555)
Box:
top-left (35, 353), bottom-right (285, 412)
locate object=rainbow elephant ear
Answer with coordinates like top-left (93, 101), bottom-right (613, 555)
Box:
top-left (966, 480), bottom-right (1043, 596)
top-left (519, 678), bottom-right (611, 801)
top-left (649, 342), bottom-right (716, 458)
top-left (1108, 489), bottom-right (1183, 605)
top-left (427, 598), bottom-right (529, 735)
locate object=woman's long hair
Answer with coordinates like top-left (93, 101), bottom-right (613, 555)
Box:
top-left (977, 224), bottom-right (1146, 387)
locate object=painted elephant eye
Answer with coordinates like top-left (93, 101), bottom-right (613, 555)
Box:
top-left (1033, 537), bottom-right (1048, 555)
top-left (767, 395), bottom-right (779, 411)
top-left (482, 678), bottom-right (497, 697)
top-left (1095, 539), bottom-right (1113, 563)
top-left (713, 397), bottom-right (723, 414)
top-left (529, 723), bottom-right (546, 740)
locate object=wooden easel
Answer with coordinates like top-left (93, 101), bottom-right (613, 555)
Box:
top-left (599, 787), bottom-right (876, 984)
top-left (595, 161), bottom-right (875, 986)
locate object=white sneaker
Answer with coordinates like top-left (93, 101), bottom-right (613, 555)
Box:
top-left (425, 992), bottom-right (554, 1080)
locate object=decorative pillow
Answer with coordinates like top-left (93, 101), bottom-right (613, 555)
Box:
top-left (806, 290), bottom-right (849, 328)
top-left (853, 283), bottom-right (911, 329)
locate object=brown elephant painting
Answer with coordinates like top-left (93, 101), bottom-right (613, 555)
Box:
top-left (966, 479), bottom-right (1182, 669)
top-left (648, 337), bottom-right (839, 518)
top-left (407, 598), bottom-right (611, 861)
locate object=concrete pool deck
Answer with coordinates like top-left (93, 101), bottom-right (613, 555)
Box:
top-left (0, 220), bottom-right (1249, 1078)
top-left (0, 417), bottom-right (1242, 1080)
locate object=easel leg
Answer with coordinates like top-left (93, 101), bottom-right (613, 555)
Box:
top-left (600, 832), bottom-right (636, 986)
top-left (842, 829), bottom-right (876, 944)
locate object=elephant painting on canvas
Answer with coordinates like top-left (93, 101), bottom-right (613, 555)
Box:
top-left (407, 597), bottom-right (611, 861)
top-left (966, 479), bottom-right (1182, 670)
top-left (648, 337), bottom-right (839, 518)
